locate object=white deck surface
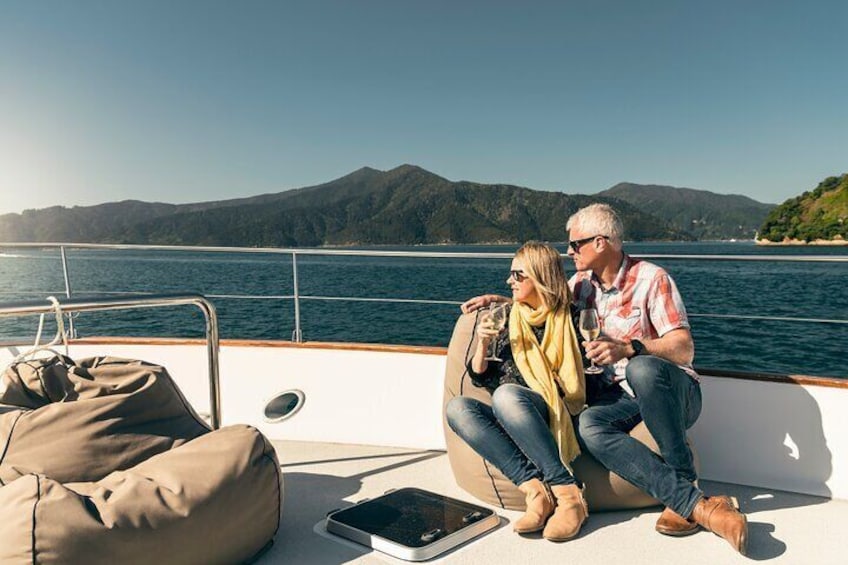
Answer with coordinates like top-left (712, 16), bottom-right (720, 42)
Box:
top-left (261, 440), bottom-right (847, 565)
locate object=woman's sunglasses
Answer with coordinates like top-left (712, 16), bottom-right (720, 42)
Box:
top-left (509, 270), bottom-right (528, 282)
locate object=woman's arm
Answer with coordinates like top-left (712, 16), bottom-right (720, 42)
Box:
top-left (469, 343), bottom-right (489, 375)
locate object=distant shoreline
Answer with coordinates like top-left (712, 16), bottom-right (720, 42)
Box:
top-left (755, 237), bottom-right (848, 246)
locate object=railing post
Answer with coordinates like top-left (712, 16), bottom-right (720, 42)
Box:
top-left (195, 296), bottom-right (222, 429)
top-left (291, 251), bottom-right (303, 342)
top-left (59, 245), bottom-right (76, 338)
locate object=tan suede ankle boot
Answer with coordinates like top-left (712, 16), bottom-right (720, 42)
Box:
top-left (513, 479), bottom-right (555, 534)
top-left (542, 484), bottom-right (588, 542)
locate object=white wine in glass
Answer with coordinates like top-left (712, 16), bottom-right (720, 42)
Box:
top-left (579, 308), bottom-right (604, 374)
top-left (484, 303), bottom-right (509, 362)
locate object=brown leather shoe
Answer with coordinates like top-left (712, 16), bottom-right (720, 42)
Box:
top-left (655, 507), bottom-right (699, 536)
top-left (656, 495), bottom-right (737, 537)
top-left (691, 496), bottom-right (748, 555)
top-left (513, 479), bottom-right (555, 534)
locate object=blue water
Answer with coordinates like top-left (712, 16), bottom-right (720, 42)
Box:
top-left (1, 242), bottom-right (846, 378)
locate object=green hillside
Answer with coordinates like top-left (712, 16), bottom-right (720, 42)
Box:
top-left (598, 183), bottom-right (774, 240)
top-left (758, 174), bottom-right (848, 242)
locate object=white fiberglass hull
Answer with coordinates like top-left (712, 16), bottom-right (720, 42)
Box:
top-left (4, 338), bottom-right (843, 501)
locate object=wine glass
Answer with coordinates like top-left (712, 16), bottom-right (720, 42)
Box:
top-left (579, 308), bottom-right (604, 374)
top-left (483, 303), bottom-right (509, 362)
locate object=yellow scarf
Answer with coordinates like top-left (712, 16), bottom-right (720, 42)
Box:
top-left (509, 302), bottom-right (586, 465)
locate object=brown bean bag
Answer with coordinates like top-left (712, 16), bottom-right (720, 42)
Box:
top-left (0, 425), bottom-right (282, 565)
top-left (442, 312), bottom-right (698, 511)
top-left (0, 355), bottom-right (210, 485)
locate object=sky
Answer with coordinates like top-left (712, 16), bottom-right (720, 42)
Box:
top-left (1, 1), bottom-right (846, 215)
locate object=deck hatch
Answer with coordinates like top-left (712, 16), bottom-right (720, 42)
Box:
top-left (325, 487), bottom-right (500, 561)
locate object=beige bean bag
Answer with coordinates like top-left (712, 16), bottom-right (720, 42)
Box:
top-left (443, 312), bottom-right (697, 511)
top-left (0, 355), bottom-right (282, 564)
top-left (1, 356), bottom-right (210, 485)
top-left (0, 425), bottom-right (281, 565)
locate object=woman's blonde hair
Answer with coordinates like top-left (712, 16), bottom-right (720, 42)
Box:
top-left (514, 241), bottom-right (571, 312)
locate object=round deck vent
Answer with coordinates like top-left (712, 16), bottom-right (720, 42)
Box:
top-left (263, 389), bottom-right (306, 423)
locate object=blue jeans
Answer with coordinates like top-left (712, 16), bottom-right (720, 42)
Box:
top-left (577, 356), bottom-right (703, 517)
top-left (446, 384), bottom-right (576, 487)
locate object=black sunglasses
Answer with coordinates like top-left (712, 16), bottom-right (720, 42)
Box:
top-left (568, 235), bottom-right (609, 252)
top-left (509, 270), bottom-right (528, 282)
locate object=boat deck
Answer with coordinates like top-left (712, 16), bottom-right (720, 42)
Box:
top-left (263, 439), bottom-right (846, 565)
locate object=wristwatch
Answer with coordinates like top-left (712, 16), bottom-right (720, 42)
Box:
top-left (628, 339), bottom-right (646, 359)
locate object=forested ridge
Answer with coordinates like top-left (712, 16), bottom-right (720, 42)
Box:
top-left (0, 164), bottom-right (788, 245)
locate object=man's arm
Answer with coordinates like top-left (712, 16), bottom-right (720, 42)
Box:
top-left (625, 328), bottom-right (694, 366)
top-left (460, 294), bottom-right (511, 314)
top-left (584, 328), bottom-right (694, 367)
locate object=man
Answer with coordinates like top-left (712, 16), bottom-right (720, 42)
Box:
top-left (462, 203), bottom-right (748, 555)
top-left (565, 203), bottom-right (747, 554)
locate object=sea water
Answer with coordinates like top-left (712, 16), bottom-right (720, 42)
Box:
top-left (0, 242), bottom-right (846, 378)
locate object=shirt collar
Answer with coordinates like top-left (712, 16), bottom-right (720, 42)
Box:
top-left (590, 253), bottom-right (632, 293)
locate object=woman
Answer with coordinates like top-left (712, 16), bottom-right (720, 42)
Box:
top-left (446, 241), bottom-right (588, 542)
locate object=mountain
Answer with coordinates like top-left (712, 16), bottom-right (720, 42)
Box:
top-left (0, 167), bottom-right (388, 243)
top-left (597, 183), bottom-right (775, 240)
top-left (757, 174), bottom-right (848, 243)
top-left (0, 165), bottom-right (690, 245)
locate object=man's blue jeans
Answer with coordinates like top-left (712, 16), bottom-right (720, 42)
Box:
top-left (446, 383), bottom-right (576, 487)
top-left (577, 355), bottom-right (703, 517)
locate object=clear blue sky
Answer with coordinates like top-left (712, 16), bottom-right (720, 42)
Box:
top-left (1, 1), bottom-right (846, 215)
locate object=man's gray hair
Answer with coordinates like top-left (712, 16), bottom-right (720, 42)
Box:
top-left (566, 203), bottom-right (624, 248)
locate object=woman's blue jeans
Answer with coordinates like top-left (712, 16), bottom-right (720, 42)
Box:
top-left (446, 383), bottom-right (576, 487)
top-left (577, 356), bottom-right (703, 517)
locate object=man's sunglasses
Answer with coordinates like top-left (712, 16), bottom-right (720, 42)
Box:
top-left (509, 270), bottom-right (528, 282)
top-left (568, 235), bottom-right (609, 252)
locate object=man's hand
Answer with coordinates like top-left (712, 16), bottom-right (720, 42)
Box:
top-left (583, 337), bottom-right (629, 367)
top-left (460, 294), bottom-right (510, 314)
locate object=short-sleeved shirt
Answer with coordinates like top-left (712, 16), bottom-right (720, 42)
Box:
top-left (569, 254), bottom-right (698, 381)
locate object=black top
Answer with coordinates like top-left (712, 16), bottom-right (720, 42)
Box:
top-left (465, 304), bottom-right (603, 400)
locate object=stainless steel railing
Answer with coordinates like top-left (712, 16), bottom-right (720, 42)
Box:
top-left (1, 242), bottom-right (847, 343)
top-left (0, 293), bottom-right (222, 429)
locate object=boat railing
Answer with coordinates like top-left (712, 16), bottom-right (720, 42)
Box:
top-left (0, 242), bottom-right (846, 378)
top-left (0, 293), bottom-right (222, 429)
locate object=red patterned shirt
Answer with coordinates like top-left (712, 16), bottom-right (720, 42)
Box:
top-left (569, 254), bottom-right (698, 380)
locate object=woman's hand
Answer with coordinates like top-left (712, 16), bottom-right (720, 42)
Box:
top-left (461, 294), bottom-right (511, 314)
top-left (475, 315), bottom-right (502, 345)
top-left (470, 313), bottom-right (501, 374)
